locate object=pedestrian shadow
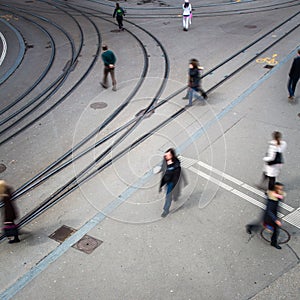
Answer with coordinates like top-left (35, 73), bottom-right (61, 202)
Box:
top-left (288, 97), bottom-right (298, 105)
top-left (178, 193), bottom-right (202, 210)
top-left (17, 229), bottom-right (49, 246)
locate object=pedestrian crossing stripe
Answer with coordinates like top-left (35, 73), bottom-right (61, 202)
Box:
top-left (283, 209), bottom-right (300, 229)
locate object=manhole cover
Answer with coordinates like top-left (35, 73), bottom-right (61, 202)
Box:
top-left (298, 113), bottom-right (300, 117)
top-left (244, 25), bottom-right (257, 29)
top-left (260, 227), bottom-right (290, 244)
top-left (135, 108), bottom-right (155, 119)
top-left (0, 163), bottom-right (7, 173)
top-left (90, 102), bottom-right (107, 109)
top-left (73, 235), bottom-right (103, 254)
top-left (49, 225), bottom-right (76, 243)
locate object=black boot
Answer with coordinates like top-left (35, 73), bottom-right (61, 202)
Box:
top-left (9, 236), bottom-right (20, 244)
top-left (202, 92), bottom-right (208, 100)
top-left (271, 242), bottom-right (281, 249)
top-left (245, 225), bottom-right (252, 234)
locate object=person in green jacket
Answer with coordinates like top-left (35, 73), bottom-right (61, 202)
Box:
top-left (113, 3), bottom-right (125, 31)
top-left (101, 45), bottom-right (117, 91)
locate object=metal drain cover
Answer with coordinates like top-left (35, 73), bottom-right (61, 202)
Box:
top-left (49, 225), bottom-right (102, 254)
top-left (49, 225), bottom-right (76, 243)
top-left (73, 235), bottom-right (103, 254)
top-left (0, 163), bottom-right (6, 173)
top-left (90, 102), bottom-right (107, 109)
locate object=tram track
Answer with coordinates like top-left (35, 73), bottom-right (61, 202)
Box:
top-left (0, 5), bottom-right (298, 241)
top-left (82, 0), bottom-right (300, 18)
top-left (5, 0), bottom-right (299, 19)
top-left (0, 0), bottom-right (168, 151)
top-left (0, 2), bottom-right (90, 142)
top-left (0, 6), bottom-right (74, 121)
top-left (0, 0), bottom-right (168, 197)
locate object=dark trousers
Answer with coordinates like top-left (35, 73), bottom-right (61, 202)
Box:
top-left (271, 224), bottom-right (279, 245)
top-left (287, 76), bottom-right (299, 97)
top-left (102, 67), bottom-right (116, 87)
top-left (268, 176), bottom-right (276, 191)
top-left (163, 183), bottom-right (173, 213)
top-left (116, 17), bottom-right (123, 30)
top-left (260, 173), bottom-right (275, 190)
top-left (247, 222), bottom-right (279, 245)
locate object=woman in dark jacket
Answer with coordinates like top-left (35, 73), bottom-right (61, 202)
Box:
top-left (159, 149), bottom-right (184, 217)
top-left (1, 180), bottom-right (20, 243)
top-left (187, 59), bottom-right (207, 106)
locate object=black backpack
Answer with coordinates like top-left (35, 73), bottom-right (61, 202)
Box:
top-left (268, 152), bottom-right (283, 165)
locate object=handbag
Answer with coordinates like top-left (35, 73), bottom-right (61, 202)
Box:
top-left (268, 152), bottom-right (283, 165)
top-left (3, 222), bottom-right (18, 237)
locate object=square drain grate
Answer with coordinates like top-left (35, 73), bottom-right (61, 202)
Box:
top-left (49, 225), bottom-right (103, 254)
top-left (73, 235), bottom-right (103, 254)
top-left (49, 225), bottom-right (77, 243)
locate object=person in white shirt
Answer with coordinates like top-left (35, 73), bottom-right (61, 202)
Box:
top-left (257, 131), bottom-right (287, 191)
top-left (182, 0), bottom-right (192, 31)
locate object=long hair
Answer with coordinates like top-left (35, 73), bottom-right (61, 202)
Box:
top-left (272, 131), bottom-right (282, 145)
top-left (165, 148), bottom-right (177, 160)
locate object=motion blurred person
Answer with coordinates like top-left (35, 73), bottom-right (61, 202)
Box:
top-left (257, 131), bottom-right (287, 191)
top-left (113, 2), bottom-right (125, 31)
top-left (182, 0), bottom-right (192, 31)
top-left (287, 49), bottom-right (300, 101)
top-left (101, 44), bottom-right (117, 91)
top-left (185, 59), bottom-right (207, 106)
top-left (159, 149), bottom-right (182, 217)
top-left (1, 180), bottom-right (20, 243)
top-left (160, 152), bottom-right (188, 202)
top-left (246, 182), bottom-right (285, 249)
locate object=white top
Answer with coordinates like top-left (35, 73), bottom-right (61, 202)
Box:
top-left (263, 140), bottom-right (287, 177)
top-left (182, 3), bottom-right (192, 16)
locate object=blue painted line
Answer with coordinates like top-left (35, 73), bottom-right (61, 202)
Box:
top-left (0, 18), bottom-right (25, 85)
top-left (178, 46), bottom-right (299, 153)
top-left (0, 170), bottom-right (152, 300)
top-left (1, 46), bottom-right (299, 300)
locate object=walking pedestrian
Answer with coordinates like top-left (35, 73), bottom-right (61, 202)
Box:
top-left (101, 44), bottom-right (117, 91)
top-left (257, 131), bottom-right (287, 191)
top-left (184, 58), bottom-right (207, 106)
top-left (113, 2), bottom-right (125, 31)
top-left (287, 49), bottom-right (300, 101)
top-left (159, 149), bottom-right (182, 218)
top-left (160, 153), bottom-right (188, 202)
top-left (246, 182), bottom-right (285, 250)
top-left (182, 0), bottom-right (192, 31)
top-left (1, 180), bottom-right (20, 243)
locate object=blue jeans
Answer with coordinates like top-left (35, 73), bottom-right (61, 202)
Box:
top-left (288, 76), bottom-right (299, 97)
top-left (188, 88), bottom-right (204, 106)
top-left (163, 183), bottom-right (173, 213)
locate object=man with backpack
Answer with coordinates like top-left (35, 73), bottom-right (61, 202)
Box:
top-left (113, 3), bottom-right (125, 31)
